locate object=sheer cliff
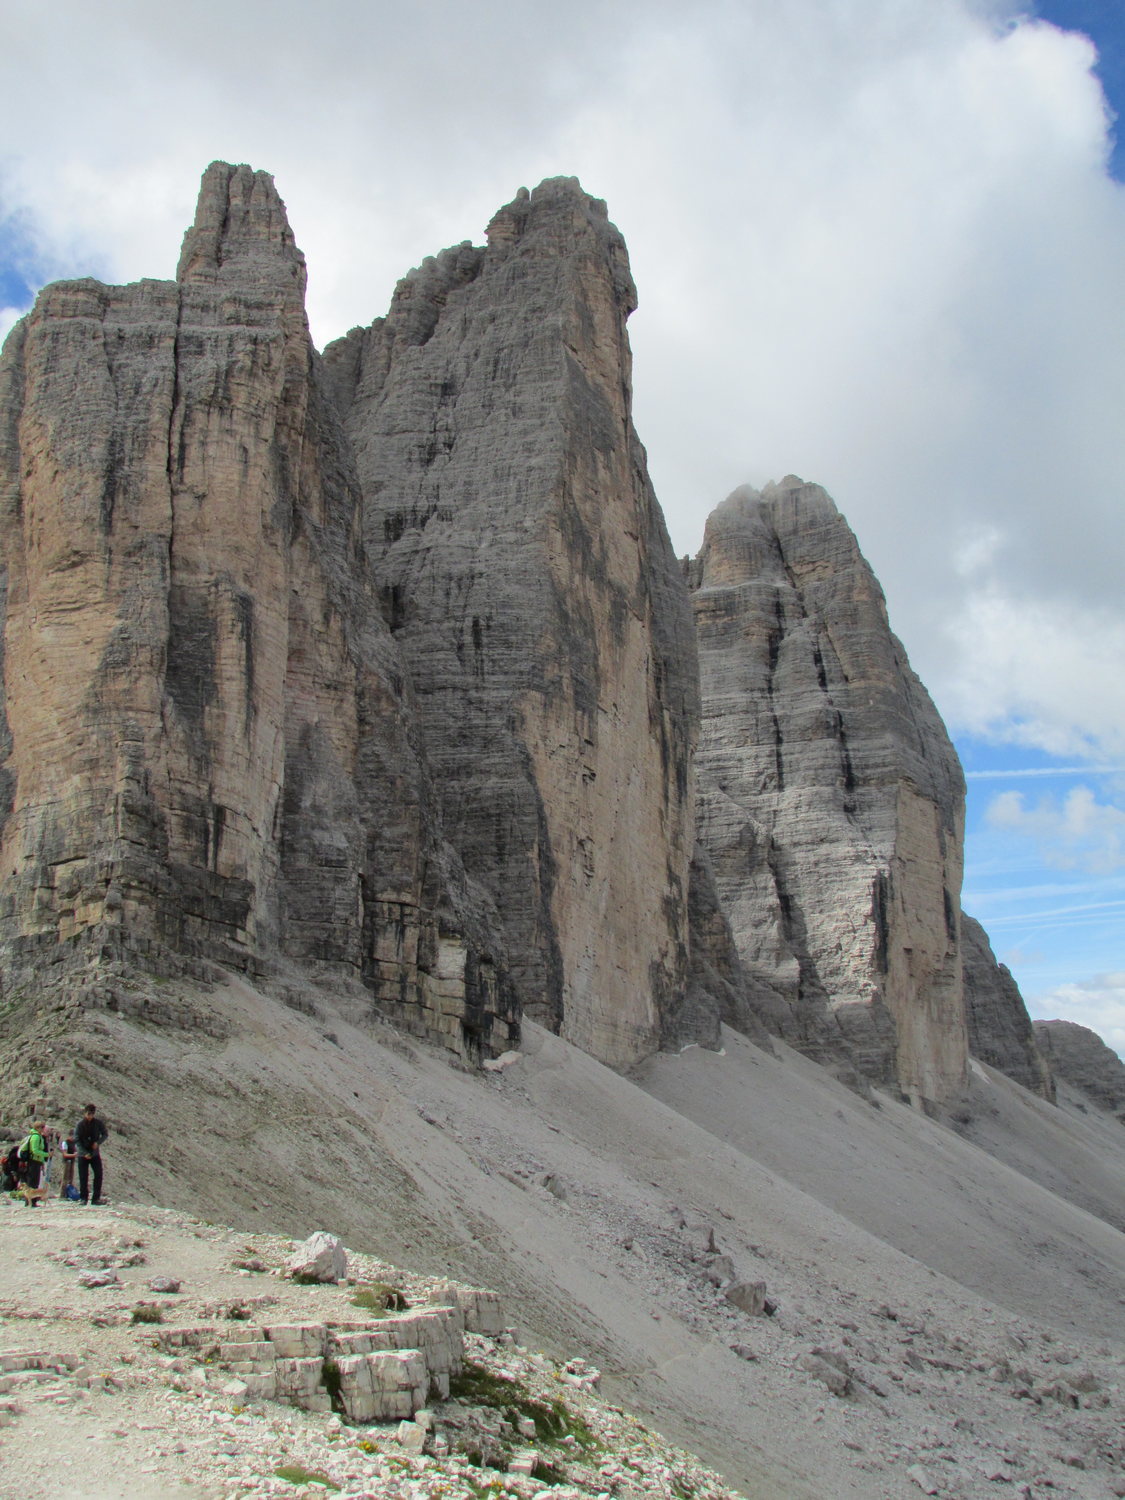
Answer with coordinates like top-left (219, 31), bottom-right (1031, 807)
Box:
top-left (0, 163), bottom-right (515, 1060)
top-left (0, 159), bottom-right (1050, 1101)
top-left (962, 913), bottom-right (1053, 1100)
top-left (324, 180), bottom-right (700, 1067)
top-left (687, 479), bottom-right (970, 1105)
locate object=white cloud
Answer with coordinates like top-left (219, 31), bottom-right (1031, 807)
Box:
top-left (0, 309), bottom-right (20, 349)
top-left (1031, 972), bottom-right (1125, 1059)
top-left (986, 785), bottom-right (1125, 873)
top-left (943, 591), bottom-right (1125, 760)
top-left (0, 0), bottom-right (1123, 765)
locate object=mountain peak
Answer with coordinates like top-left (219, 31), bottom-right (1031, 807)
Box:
top-left (176, 161), bottom-right (306, 292)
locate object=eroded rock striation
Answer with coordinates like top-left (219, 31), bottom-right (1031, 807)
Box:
top-left (0, 163), bottom-right (515, 1060)
top-left (1033, 1020), bottom-right (1125, 1122)
top-left (0, 160), bottom-right (1049, 1097)
top-left (324, 180), bottom-right (700, 1067)
top-left (962, 914), bottom-right (1054, 1100)
top-left (687, 480), bottom-right (969, 1105)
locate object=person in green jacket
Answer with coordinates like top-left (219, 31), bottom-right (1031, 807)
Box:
top-left (20, 1122), bottom-right (49, 1205)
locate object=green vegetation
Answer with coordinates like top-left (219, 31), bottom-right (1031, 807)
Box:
top-left (448, 1359), bottom-right (600, 1454)
top-left (130, 1304), bottom-right (163, 1324)
top-left (273, 1464), bottom-right (340, 1490)
top-left (350, 1282), bottom-right (408, 1313)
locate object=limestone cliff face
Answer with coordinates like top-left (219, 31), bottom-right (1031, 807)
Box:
top-left (325, 180), bottom-right (699, 1068)
top-left (962, 914), bottom-right (1053, 1100)
top-left (1033, 1021), bottom-right (1125, 1122)
top-left (0, 163), bottom-right (515, 1060)
top-left (687, 479), bottom-right (969, 1104)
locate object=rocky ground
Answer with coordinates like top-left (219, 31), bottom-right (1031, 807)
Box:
top-left (3, 971), bottom-right (1125, 1499)
top-left (0, 1199), bottom-right (742, 1500)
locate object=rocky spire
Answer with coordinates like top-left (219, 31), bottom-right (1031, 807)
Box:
top-left (688, 478), bottom-right (969, 1105)
top-left (326, 176), bottom-right (700, 1068)
top-left (176, 161), bottom-right (306, 293)
top-left (0, 162), bottom-right (514, 1060)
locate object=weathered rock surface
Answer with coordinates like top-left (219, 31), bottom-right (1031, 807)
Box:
top-left (286, 1230), bottom-right (348, 1283)
top-left (1033, 1020), bottom-right (1125, 1122)
top-left (962, 913), bottom-right (1054, 1099)
top-left (687, 479), bottom-right (969, 1104)
top-left (0, 162), bottom-right (515, 1060)
top-left (0, 158), bottom-right (1042, 1100)
top-left (325, 179), bottom-right (700, 1067)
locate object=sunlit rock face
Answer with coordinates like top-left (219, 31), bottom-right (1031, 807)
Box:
top-left (687, 479), bottom-right (969, 1106)
top-left (962, 914), bottom-right (1054, 1100)
top-left (0, 162), bottom-right (515, 1061)
top-left (325, 180), bottom-right (700, 1068)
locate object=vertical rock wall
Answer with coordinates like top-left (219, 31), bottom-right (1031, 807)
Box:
top-left (688, 479), bottom-right (969, 1104)
top-left (962, 914), bottom-right (1054, 1099)
top-left (0, 163), bottom-right (514, 1059)
top-left (326, 180), bottom-right (699, 1068)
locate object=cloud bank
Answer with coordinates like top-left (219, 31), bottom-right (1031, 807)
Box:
top-left (1, 0), bottom-right (1122, 1037)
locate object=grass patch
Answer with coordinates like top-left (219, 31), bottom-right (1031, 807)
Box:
top-left (130, 1304), bottom-right (163, 1325)
top-left (448, 1360), bottom-right (599, 1453)
top-left (350, 1282), bottom-right (408, 1314)
top-left (273, 1464), bottom-right (339, 1490)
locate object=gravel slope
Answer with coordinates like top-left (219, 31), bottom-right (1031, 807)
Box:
top-left (1, 972), bottom-right (1123, 1499)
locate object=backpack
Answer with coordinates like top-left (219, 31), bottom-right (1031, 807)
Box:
top-left (64, 1184), bottom-right (81, 1201)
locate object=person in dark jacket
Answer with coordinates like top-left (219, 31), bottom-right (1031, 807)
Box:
top-left (2, 1142), bottom-right (21, 1193)
top-left (75, 1103), bottom-right (108, 1205)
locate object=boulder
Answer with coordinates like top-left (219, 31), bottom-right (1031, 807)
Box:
top-left (286, 1232), bottom-right (347, 1284)
top-left (724, 1280), bottom-right (768, 1316)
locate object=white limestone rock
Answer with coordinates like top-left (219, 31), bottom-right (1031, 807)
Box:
top-left (285, 1232), bottom-right (347, 1284)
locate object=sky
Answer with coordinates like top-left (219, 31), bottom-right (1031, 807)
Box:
top-left (1, 0), bottom-right (1122, 1058)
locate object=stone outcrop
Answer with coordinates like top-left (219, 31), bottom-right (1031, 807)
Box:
top-left (324, 179), bottom-right (699, 1068)
top-left (0, 162), bottom-right (515, 1061)
top-left (687, 479), bottom-right (969, 1105)
top-left (1033, 1020), bottom-right (1125, 1122)
top-left (0, 159), bottom-right (1041, 1101)
top-left (962, 914), bottom-right (1054, 1099)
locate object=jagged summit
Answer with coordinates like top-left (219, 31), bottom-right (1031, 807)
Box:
top-left (176, 161), bottom-right (306, 291)
top-left (0, 160), bottom-right (1058, 1104)
top-left (324, 170), bottom-right (694, 1068)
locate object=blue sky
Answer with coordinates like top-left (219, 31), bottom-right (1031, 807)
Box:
top-left (1036, 0), bottom-right (1125, 176)
top-left (959, 737), bottom-right (1124, 1053)
top-left (1, 0), bottom-right (1123, 1057)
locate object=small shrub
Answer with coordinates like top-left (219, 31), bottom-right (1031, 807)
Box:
top-left (448, 1360), bottom-right (599, 1453)
top-left (350, 1282), bottom-right (408, 1313)
top-left (130, 1304), bottom-right (163, 1325)
top-left (273, 1464), bottom-right (340, 1490)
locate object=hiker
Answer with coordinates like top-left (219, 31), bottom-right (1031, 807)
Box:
top-left (20, 1121), bottom-right (49, 1205)
top-left (75, 1103), bottom-right (108, 1206)
top-left (2, 1141), bottom-right (21, 1193)
top-left (58, 1130), bottom-right (78, 1199)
